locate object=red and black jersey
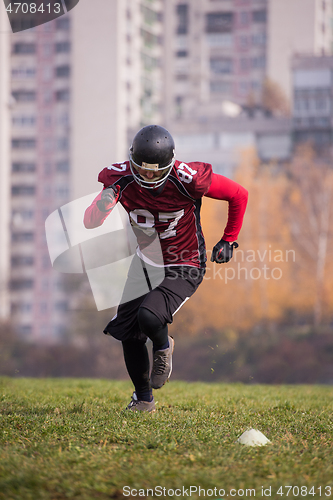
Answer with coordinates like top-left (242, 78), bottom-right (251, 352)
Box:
top-left (84, 160), bottom-right (248, 268)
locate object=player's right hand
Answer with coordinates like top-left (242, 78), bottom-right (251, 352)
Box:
top-left (96, 185), bottom-right (120, 212)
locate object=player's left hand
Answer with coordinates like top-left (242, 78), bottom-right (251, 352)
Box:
top-left (211, 239), bottom-right (239, 263)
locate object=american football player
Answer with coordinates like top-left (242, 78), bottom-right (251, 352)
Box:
top-left (84, 125), bottom-right (248, 412)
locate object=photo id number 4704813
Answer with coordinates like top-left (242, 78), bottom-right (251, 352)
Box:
top-left (5, 2), bottom-right (62, 14)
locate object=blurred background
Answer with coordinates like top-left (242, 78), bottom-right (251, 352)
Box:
top-left (0, 0), bottom-right (333, 383)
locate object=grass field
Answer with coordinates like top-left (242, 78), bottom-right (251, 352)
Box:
top-left (1, 378), bottom-right (333, 500)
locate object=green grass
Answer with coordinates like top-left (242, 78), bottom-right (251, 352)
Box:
top-left (0, 378), bottom-right (333, 500)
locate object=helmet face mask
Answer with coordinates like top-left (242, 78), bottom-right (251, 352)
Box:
top-left (129, 125), bottom-right (176, 189)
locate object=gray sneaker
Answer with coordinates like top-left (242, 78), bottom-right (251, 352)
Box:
top-left (150, 336), bottom-right (174, 389)
top-left (126, 392), bottom-right (156, 413)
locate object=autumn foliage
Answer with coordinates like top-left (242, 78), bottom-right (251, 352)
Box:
top-left (173, 146), bottom-right (333, 337)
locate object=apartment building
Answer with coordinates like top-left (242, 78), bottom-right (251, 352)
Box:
top-left (292, 54), bottom-right (333, 150)
top-left (0, 0), bottom-right (163, 340)
top-left (162, 0), bottom-right (333, 126)
top-left (0, 10), bottom-right (11, 320)
top-left (163, 0), bottom-right (268, 125)
top-left (268, 0), bottom-right (333, 104)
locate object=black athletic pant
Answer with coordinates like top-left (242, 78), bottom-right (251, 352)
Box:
top-left (105, 263), bottom-right (205, 400)
top-left (122, 307), bottom-right (168, 400)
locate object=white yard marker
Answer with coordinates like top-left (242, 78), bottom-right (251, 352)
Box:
top-left (237, 429), bottom-right (271, 446)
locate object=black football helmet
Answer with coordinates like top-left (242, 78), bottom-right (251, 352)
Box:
top-left (129, 125), bottom-right (176, 189)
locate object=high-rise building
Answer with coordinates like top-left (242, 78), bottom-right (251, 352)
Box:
top-left (268, 0), bottom-right (333, 103)
top-left (292, 54), bottom-right (333, 149)
top-left (70, 0), bottom-right (163, 200)
top-left (162, 0), bottom-right (333, 126)
top-left (0, 10), bottom-right (11, 320)
top-left (0, 0), bottom-right (163, 341)
top-left (7, 14), bottom-right (72, 339)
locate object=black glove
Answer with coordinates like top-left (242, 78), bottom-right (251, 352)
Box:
top-left (96, 185), bottom-right (120, 212)
top-left (211, 239), bottom-right (239, 263)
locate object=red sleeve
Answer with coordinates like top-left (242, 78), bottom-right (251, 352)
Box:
top-left (83, 164), bottom-right (127, 229)
top-left (205, 173), bottom-right (248, 241)
top-left (83, 189), bottom-right (113, 229)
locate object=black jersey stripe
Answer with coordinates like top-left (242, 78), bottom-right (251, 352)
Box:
top-left (168, 175), bottom-right (196, 201)
top-left (193, 198), bottom-right (207, 268)
top-left (106, 175), bottom-right (134, 201)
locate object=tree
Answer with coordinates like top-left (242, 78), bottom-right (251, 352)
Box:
top-left (283, 145), bottom-right (333, 328)
top-left (261, 77), bottom-right (290, 116)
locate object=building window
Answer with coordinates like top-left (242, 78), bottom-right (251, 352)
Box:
top-left (55, 185), bottom-right (70, 198)
top-left (55, 41), bottom-right (71, 53)
top-left (141, 53), bottom-right (159, 70)
top-left (11, 19), bottom-right (35, 32)
top-left (176, 50), bottom-right (188, 57)
top-left (210, 57), bottom-right (233, 74)
top-left (11, 67), bottom-right (36, 79)
top-left (12, 232), bottom-right (34, 243)
top-left (11, 255), bottom-right (34, 266)
top-left (175, 96), bottom-right (183, 118)
top-left (207, 32), bottom-right (233, 47)
top-left (56, 160), bottom-right (70, 172)
top-left (12, 115), bottom-right (36, 127)
top-left (176, 4), bottom-right (189, 34)
top-left (56, 17), bottom-right (70, 30)
top-left (58, 113), bottom-right (69, 126)
top-left (10, 279), bottom-right (34, 290)
top-left (12, 139), bottom-right (36, 149)
top-left (12, 91), bottom-right (36, 102)
top-left (12, 186), bottom-right (35, 196)
top-left (13, 43), bottom-right (36, 54)
top-left (18, 325), bottom-right (33, 335)
top-left (12, 163), bottom-right (36, 173)
top-left (11, 302), bottom-right (32, 314)
top-left (210, 81), bottom-right (232, 93)
top-left (55, 301), bottom-right (68, 312)
top-left (55, 89), bottom-right (70, 101)
top-left (140, 29), bottom-right (160, 47)
top-left (176, 74), bottom-right (188, 81)
top-left (206, 12), bottom-right (233, 33)
top-left (316, 98), bottom-right (330, 111)
top-left (12, 209), bottom-right (34, 221)
top-left (252, 32), bottom-right (266, 46)
top-left (57, 137), bottom-right (69, 151)
top-left (56, 65), bottom-right (70, 78)
top-left (252, 10), bottom-right (267, 22)
top-left (140, 4), bottom-right (159, 25)
top-left (252, 55), bottom-right (266, 69)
